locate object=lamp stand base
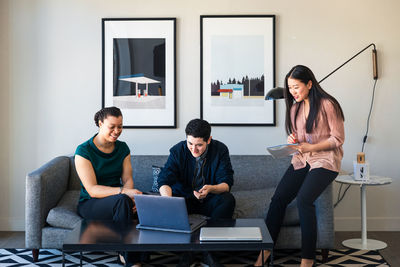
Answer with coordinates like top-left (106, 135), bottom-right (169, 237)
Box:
top-left (342, 238), bottom-right (387, 250)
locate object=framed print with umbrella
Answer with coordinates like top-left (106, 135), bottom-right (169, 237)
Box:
top-left (102, 18), bottom-right (176, 128)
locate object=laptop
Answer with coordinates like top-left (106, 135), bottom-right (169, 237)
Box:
top-left (134, 194), bottom-right (207, 233)
top-left (200, 227), bottom-right (262, 242)
top-left (138, 229), bottom-right (191, 244)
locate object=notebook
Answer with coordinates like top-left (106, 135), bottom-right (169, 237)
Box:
top-left (199, 227), bottom-right (262, 241)
top-left (134, 194), bottom-right (207, 233)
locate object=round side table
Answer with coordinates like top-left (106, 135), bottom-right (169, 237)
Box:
top-left (335, 175), bottom-right (392, 250)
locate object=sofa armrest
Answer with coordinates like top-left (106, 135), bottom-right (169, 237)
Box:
top-left (25, 156), bottom-right (70, 249)
top-left (315, 183), bottom-right (334, 248)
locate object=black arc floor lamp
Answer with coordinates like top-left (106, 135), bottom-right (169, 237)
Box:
top-left (265, 43), bottom-right (378, 100)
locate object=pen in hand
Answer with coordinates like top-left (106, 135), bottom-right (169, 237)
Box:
top-left (287, 133), bottom-right (298, 144)
top-left (287, 134), bottom-right (302, 155)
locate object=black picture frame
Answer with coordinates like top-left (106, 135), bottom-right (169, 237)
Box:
top-left (200, 15), bottom-right (276, 126)
top-left (102, 18), bottom-right (176, 128)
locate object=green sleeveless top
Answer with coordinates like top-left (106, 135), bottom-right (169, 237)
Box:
top-left (75, 134), bottom-right (130, 202)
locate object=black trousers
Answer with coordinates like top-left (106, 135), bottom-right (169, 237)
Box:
top-left (78, 194), bottom-right (147, 264)
top-left (78, 194), bottom-right (134, 222)
top-left (185, 191), bottom-right (236, 219)
top-left (265, 164), bottom-right (338, 259)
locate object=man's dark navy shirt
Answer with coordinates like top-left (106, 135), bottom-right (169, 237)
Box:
top-left (157, 139), bottom-right (234, 199)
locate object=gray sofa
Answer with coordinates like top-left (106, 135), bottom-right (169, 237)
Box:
top-left (26, 155), bottom-right (334, 262)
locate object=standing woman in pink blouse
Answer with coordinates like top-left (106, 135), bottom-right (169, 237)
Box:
top-left (254, 65), bottom-right (345, 267)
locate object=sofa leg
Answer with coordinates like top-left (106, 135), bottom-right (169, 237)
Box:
top-left (321, 249), bottom-right (329, 262)
top-left (32, 249), bottom-right (39, 262)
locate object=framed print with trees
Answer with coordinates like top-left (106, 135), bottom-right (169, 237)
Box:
top-left (200, 15), bottom-right (276, 126)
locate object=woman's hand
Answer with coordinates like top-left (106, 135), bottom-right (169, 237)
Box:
top-left (287, 133), bottom-right (316, 154)
top-left (131, 189), bottom-right (142, 195)
top-left (122, 188), bottom-right (142, 199)
top-left (132, 203), bottom-right (137, 214)
top-left (287, 133), bottom-right (298, 144)
top-left (123, 189), bottom-right (142, 214)
top-left (296, 142), bottom-right (315, 154)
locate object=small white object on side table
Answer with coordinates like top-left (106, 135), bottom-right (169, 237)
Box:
top-left (335, 175), bottom-right (392, 250)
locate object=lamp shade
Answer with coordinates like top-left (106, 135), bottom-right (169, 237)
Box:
top-left (265, 87), bottom-right (285, 100)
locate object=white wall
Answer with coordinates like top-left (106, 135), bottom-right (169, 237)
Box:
top-left (1, 0), bottom-right (399, 231)
top-left (0, 0), bottom-right (10, 230)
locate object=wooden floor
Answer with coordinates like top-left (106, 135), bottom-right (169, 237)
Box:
top-left (334, 231), bottom-right (400, 266)
top-left (1, 231), bottom-right (399, 265)
top-left (0, 231), bottom-right (24, 249)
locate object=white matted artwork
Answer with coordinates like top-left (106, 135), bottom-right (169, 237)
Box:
top-left (102, 18), bottom-right (176, 128)
top-left (201, 15), bottom-right (276, 126)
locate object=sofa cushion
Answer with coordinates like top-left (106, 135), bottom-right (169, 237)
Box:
top-left (232, 189), bottom-right (299, 226)
top-left (46, 190), bottom-right (82, 230)
top-left (151, 165), bottom-right (163, 192)
top-left (131, 156), bottom-right (169, 192)
top-left (230, 156), bottom-right (291, 191)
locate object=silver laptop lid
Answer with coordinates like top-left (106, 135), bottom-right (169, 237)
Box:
top-left (200, 227), bottom-right (262, 241)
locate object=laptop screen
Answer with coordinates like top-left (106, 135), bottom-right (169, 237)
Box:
top-left (135, 194), bottom-right (206, 233)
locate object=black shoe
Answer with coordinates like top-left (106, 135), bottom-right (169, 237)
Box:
top-left (252, 263), bottom-right (269, 267)
top-left (177, 252), bottom-right (194, 267)
top-left (118, 252), bottom-right (144, 267)
top-left (117, 253), bottom-right (125, 265)
top-left (202, 252), bottom-right (224, 267)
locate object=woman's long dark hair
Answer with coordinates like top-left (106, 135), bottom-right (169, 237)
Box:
top-left (284, 65), bottom-right (345, 135)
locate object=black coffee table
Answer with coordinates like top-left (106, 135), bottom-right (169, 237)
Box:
top-left (62, 218), bottom-right (273, 266)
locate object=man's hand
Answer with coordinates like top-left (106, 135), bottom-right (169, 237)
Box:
top-left (193, 185), bottom-right (213, 200)
top-left (193, 182), bottom-right (230, 199)
top-left (159, 185), bottom-right (173, 197)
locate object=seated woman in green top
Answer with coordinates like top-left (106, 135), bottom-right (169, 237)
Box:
top-left (75, 106), bottom-right (144, 267)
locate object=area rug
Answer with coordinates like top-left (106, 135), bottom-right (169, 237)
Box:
top-left (0, 248), bottom-right (389, 266)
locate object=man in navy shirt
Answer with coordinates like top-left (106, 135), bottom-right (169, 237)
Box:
top-left (158, 118), bottom-right (235, 267)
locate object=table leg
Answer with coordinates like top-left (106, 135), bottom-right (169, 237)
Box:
top-left (342, 185), bottom-right (388, 250)
top-left (62, 251), bottom-right (65, 267)
top-left (270, 249), bottom-right (274, 267)
top-left (361, 184), bottom-right (367, 245)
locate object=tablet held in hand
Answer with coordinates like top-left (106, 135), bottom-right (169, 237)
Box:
top-left (267, 143), bottom-right (298, 159)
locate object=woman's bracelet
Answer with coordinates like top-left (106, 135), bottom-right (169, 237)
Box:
top-left (119, 186), bottom-right (123, 194)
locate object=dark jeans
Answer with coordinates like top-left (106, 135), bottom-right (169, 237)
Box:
top-left (78, 194), bottom-right (147, 264)
top-left (265, 164), bottom-right (338, 259)
top-left (185, 191), bottom-right (236, 219)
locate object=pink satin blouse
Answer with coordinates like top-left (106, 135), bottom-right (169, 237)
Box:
top-left (290, 98), bottom-right (345, 172)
